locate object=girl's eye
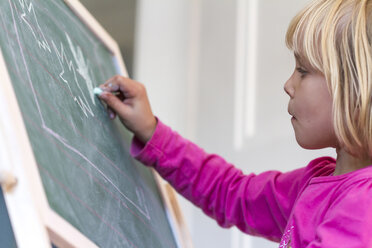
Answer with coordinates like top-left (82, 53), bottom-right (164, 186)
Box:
top-left (296, 67), bottom-right (308, 78)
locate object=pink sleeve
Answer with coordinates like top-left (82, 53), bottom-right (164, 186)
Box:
top-left (131, 120), bottom-right (308, 241)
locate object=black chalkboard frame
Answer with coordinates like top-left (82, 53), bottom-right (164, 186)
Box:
top-left (0, 0), bottom-right (191, 247)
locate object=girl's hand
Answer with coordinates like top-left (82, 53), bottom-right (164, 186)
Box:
top-left (98, 75), bottom-right (157, 144)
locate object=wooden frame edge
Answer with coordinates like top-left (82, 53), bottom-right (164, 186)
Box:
top-left (0, 0), bottom-right (191, 247)
top-left (45, 209), bottom-right (98, 248)
top-left (0, 46), bottom-right (50, 248)
top-left (63, 0), bottom-right (116, 54)
top-left (63, 2), bottom-right (192, 246)
top-left (63, 0), bottom-right (128, 78)
top-left (62, 2), bottom-right (192, 246)
top-left (153, 171), bottom-right (194, 248)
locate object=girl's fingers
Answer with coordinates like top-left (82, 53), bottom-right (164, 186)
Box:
top-left (107, 106), bottom-right (116, 119)
top-left (99, 91), bottom-right (130, 119)
top-left (102, 76), bottom-right (127, 92)
top-left (100, 82), bottom-right (119, 94)
top-left (100, 76), bottom-right (138, 99)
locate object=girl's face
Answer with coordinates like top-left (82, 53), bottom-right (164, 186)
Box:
top-left (284, 55), bottom-right (338, 149)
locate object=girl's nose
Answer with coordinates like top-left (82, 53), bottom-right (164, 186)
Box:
top-left (284, 77), bottom-right (294, 98)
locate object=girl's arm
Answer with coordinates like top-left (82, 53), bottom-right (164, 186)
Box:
top-left (98, 76), bottom-right (311, 241)
top-left (131, 118), bottom-right (310, 241)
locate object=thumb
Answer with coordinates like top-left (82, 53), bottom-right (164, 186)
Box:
top-left (99, 92), bottom-right (130, 119)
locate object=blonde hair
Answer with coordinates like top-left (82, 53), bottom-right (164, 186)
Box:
top-left (286, 0), bottom-right (372, 158)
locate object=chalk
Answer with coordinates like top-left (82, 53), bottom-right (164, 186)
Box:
top-left (94, 87), bottom-right (120, 97)
top-left (0, 171), bottom-right (17, 193)
top-left (93, 87), bottom-right (103, 96)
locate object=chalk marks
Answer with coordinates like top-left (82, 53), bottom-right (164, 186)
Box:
top-left (7, 0), bottom-right (152, 221)
top-left (66, 33), bottom-right (96, 106)
top-left (51, 35), bottom-right (94, 118)
top-left (9, 0), bottom-right (45, 128)
top-left (44, 125), bottom-right (151, 220)
top-left (16, 0), bottom-right (94, 117)
top-left (18, 0), bottom-right (51, 53)
top-left (136, 187), bottom-right (150, 220)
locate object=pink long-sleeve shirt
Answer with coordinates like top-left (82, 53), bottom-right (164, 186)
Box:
top-left (131, 120), bottom-right (372, 247)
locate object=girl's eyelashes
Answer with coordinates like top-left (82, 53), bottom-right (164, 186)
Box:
top-left (296, 67), bottom-right (308, 78)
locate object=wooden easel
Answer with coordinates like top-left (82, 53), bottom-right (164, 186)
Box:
top-left (0, 0), bottom-right (192, 247)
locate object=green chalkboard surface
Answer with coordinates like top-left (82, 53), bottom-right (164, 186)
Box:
top-left (0, 0), bottom-right (178, 247)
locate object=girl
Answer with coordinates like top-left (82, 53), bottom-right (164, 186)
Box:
top-left (98, 0), bottom-right (372, 247)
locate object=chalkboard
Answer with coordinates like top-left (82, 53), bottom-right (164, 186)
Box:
top-left (0, 188), bottom-right (17, 248)
top-left (0, 0), bottom-right (182, 247)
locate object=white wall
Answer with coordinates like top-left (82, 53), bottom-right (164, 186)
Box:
top-left (134, 0), bottom-right (336, 247)
top-left (133, 0), bottom-right (198, 244)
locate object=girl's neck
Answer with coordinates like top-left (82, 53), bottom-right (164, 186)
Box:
top-left (334, 148), bottom-right (372, 176)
